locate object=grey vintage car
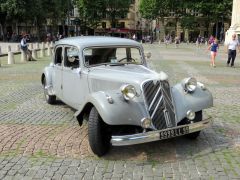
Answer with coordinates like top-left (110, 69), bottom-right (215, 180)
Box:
top-left (41, 36), bottom-right (213, 156)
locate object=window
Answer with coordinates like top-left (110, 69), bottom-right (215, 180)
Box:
top-left (54, 47), bottom-right (63, 65)
top-left (64, 46), bottom-right (80, 68)
top-left (83, 47), bottom-right (143, 66)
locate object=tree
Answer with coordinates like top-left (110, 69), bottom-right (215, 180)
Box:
top-left (139, 0), bottom-right (169, 37)
top-left (190, 0), bottom-right (232, 37)
top-left (74, 0), bottom-right (105, 34)
top-left (139, 0), bottom-right (159, 21)
top-left (104, 0), bottom-right (132, 28)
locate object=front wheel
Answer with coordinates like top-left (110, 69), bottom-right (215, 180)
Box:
top-left (185, 111), bottom-right (202, 139)
top-left (88, 107), bottom-right (111, 156)
top-left (43, 78), bottom-right (56, 104)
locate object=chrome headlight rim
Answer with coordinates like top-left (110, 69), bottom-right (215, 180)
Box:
top-left (141, 118), bottom-right (152, 129)
top-left (120, 84), bottom-right (137, 100)
top-left (182, 77), bottom-right (197, 93)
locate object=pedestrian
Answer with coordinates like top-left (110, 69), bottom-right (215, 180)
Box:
top-left (226, 34), bottom-right (240, 67)
top-left (165, 34), bottom-right (170, 48)
top-left (175, 36), bottom-right (180, 48)
top-left (208, 35), bottom-right (214, 45)
top-left (196, 35), bottom-right (201, 48)
top-left (6, 32), bottom-right (11, 42)
top-left (20, 35), bottom-right (36, 61)
top-left (208, 38), bottom-right (219, 67)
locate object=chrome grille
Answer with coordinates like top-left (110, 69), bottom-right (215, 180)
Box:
top-left (142, 80), bottom-right (176, 130)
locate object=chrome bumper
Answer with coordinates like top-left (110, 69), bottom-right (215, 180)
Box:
top-left (111, 117), bottom-right (212, 146)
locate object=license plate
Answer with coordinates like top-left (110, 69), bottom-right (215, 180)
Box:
top-left (159, 126), bottom-right (189, 140)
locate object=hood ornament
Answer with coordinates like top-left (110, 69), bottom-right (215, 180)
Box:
top-left (158, 71), bottom-right (168, 81)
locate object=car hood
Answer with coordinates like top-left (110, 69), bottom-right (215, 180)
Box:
top-left (88, 64), bottom-right (164, 92)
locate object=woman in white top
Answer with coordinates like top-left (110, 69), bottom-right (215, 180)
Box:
top-left (227, 34), bottom-right (240, 67)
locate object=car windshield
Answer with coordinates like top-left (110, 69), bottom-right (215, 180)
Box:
top-left (83, 47), bottom-right (143, 66)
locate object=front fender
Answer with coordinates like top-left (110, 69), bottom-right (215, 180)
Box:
top-left (172, 83), bottom-right (213, 123)
top-left (75, 90), bottom-right (149, 126)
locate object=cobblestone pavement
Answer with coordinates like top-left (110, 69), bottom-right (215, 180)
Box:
top-left (0, 43), bottom-right (240, 179)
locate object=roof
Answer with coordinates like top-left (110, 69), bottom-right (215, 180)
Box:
top-left (55, 36), bottom-right (141, 48)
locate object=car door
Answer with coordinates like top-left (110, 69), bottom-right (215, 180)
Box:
top-left (61, 46), bottom-right (89, 109)
top-left (52, 46), bottom-right (63, 100)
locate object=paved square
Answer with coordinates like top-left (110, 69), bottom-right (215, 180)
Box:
top-left (0, 43), bottom-right (240, 179)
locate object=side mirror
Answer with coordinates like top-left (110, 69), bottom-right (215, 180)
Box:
top-left (68, 55), bottom-right (76, 63)
top-left (145, 52), bottom-right (151, 59)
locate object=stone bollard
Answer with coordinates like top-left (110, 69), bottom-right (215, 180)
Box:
top-left (40, 42), bottom-right (46, 58)
top-left (42, 42), bottom-right (45, 49)
top-left (8, 51), bottom-right (15, 64)
top-left (16, 44), bottom-right (20, 52)
top-left (29, 43), bottom-right (33, 50)
top-left (36, 42), bottom-right (40, 49)
top-left (7, 45), bottom-right (11, 52)
top-left (21, 50), bottom-right (27, 63)
top-left (50, 41), bottom-right (54, 48)
top-left (32, 49), bottom-right (38, 59)
top-left (47, 47), bottom-right (52, 56)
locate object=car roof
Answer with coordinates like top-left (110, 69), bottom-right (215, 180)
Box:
top-left (55, 36), bottom-right (141, 48)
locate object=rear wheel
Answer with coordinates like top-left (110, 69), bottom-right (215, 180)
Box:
top-left (185, 111), bottom-right (202, 139)
top-left (88, 107), bottom-right (111, 156)
top-left (43, 78), bottom-right (56, 104)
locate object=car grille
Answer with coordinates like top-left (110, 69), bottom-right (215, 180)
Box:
top-left (142, 80), bottom-right (176, 130)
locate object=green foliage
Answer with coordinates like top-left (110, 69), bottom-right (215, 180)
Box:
top-left (104, 0), bottom-right (132, 28)
top-left (180, 16), bottom-right (198, 30)
top-left (139, 0), bottom-right (158, 20)
top-left (139, 0), bottom-right (233, 36)
top-left (74, 0), bottom-right (132, 29)
top-left (74, 0), bottom-right (105, 29)
top-left (0, 0), bottom-right (72, 27)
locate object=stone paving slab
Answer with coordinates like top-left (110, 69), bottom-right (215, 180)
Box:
top-left (0, 43), bottom-right (240, 179)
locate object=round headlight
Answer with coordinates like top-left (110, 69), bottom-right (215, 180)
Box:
top-left (141, 118), bottom-right (152, 129)
top-left (121, 84), bottom-right (137, 100)
top-left (186, 110), bottom-right (196, 121)
top-left (182, 77), bottom-right (197, 92)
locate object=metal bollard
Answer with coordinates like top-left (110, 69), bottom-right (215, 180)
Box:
top-left (32, 49), bottom-right (38, 59)
top-left (8, 51), bottom-right (15, 64)
top-left (21, 50), bottom-right (27, 63)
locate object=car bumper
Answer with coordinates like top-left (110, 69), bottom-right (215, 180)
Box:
top-left (111, 117), bottom-right (212, 146)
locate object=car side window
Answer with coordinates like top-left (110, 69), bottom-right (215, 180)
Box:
top-left (54, 47), bottom-right (63, 65)
top-left (64, 46), bottom-right (79, 68)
